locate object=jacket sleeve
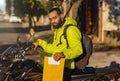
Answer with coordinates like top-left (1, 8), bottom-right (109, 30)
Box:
top-left (63, 26), bottom-right (83, 59)
top-left (37, 39), bottom-right (54, 54)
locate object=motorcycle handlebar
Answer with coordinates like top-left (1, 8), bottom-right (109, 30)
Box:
top-left (24, 43), bottom-right (35, 52)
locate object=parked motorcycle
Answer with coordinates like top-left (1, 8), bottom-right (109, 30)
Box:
top-left (0, 35), bottom-right (120, 81)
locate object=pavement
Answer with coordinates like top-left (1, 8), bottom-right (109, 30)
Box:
top-left (0, 22), bottom-right (51, 54)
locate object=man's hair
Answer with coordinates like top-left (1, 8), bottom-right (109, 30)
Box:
top-left (48, 7), bottom-right (62, 15)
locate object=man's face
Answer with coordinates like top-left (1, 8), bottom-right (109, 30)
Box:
top-left (48, 10), bottom-right (62, 28)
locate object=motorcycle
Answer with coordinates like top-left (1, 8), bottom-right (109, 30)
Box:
top-left (0, 35), bottom-right (120, 81)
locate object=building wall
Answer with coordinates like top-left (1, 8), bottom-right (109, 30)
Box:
top-left (102, 1), bottom-right (120, 46)
top-left (103, 1), bottom-right (118, 31)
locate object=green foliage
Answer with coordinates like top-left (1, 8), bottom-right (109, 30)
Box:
top-left (5, 0), bottom-right (79, 21)
top-left (45, 0), bottom-right (58, 11)
top-left (5, 0), bottom-right (46, 20)
top-left (23, 0), bottom-right (46, 17)
top-left (14, 0), bottom-right (25, 17)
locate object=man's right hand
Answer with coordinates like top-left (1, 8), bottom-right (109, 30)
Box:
top-left (33, 41), bottom-right (39, 50)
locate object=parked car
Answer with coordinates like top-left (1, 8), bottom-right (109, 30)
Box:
top-left (9, 16), bottom-right (22, 23)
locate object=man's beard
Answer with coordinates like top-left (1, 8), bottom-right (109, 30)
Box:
top-left (52, 19), bottom-right (63, 28)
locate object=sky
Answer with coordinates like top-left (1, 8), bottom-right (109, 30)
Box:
top-left (0, 0), bottom-right (6, 13)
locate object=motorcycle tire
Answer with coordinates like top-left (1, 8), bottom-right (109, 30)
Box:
top-left (1, 60), bottom-right (43, 81)
top-left (1, 74), bottom-right (13, 81)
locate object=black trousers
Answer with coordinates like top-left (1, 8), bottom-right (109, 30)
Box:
top-left (63, 68), bottom-right (73, 81)
top-left (63, 68), bottom-right (85, 81)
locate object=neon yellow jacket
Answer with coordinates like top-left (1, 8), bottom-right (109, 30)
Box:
top-left (37, 17), bottom-right (83, 69)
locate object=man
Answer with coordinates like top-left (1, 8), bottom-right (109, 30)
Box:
top-left (33, 7), bottom-right (83, 81)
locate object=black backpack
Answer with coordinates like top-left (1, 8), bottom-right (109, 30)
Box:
top-left (58, 24), bottom-right (93, 69)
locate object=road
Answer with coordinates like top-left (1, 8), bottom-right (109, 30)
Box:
top-left (0, 21), bottom-right (51, 54)
top-left (0, 22), bottom-right (29, 53)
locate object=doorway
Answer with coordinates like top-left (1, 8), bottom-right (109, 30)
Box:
top-left (76, 0), bottom-right (99, 36)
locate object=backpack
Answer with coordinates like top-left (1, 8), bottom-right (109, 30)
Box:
top-left (59, 24), bottom-right (93, 69)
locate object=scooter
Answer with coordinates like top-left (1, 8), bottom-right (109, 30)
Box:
top-left (0, 36), bottom-right (120, 81)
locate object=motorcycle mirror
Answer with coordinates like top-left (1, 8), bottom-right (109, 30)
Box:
top-left (17, 35), bottom-right (21, 47)
top-left (29, 28), bottom-right (35, 36)
top-left (29, 28), bottom-right (36, 41)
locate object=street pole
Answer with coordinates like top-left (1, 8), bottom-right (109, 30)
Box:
top-left (99, 0), bottom-right (103, 42)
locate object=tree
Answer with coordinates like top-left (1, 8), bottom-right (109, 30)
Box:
top-left (5, 0), bottom-right (46, 21)
top-left (14, 0), bottom-right (25, 17)
top-left (45, 0), bottom-right (79, 18)
top-left (5, 0), bottom-right (11, 15)
top-left (22, 0), bottom-right (46, 27)
top-left (23, 0), bottom-right (46, 17)
top-left (6, 0), bottom-right (26, 17)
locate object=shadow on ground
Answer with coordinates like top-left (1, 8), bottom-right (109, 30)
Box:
top-left (0, 25), bottom-right (51, 33)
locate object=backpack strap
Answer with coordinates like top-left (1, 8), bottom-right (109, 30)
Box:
top-left (57, 24), bottom-right (74, 48)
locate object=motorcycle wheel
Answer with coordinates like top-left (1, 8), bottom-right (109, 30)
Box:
top-left (1, 74), bottom-right (14, 81)
top-left (1, 60), bottom-right (43, 81)
top-left (3, 70), bottom-right (42, 81)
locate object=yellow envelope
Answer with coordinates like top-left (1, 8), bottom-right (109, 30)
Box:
top-left (42, 56), bottom-right (65, 81)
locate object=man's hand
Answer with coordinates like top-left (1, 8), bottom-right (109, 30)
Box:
top-left (33, 41), bottom-right (39, 50)
top-left (53, 52), bottom-right (65, 61)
